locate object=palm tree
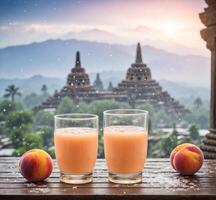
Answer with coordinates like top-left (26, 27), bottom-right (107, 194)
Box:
top-left (194, 97), bottom-right (203, 109)
top-left (41, 84), bottom-right (48, 94)
top-left (4, 84), bottom-right (21, 102)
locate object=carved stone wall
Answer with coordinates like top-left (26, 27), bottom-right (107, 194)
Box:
top-left (200, 0), bottom-right (216, 158)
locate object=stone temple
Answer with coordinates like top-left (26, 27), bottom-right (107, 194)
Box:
top-left (36, 43), bottom-right (189, 115)
top-left (93, 73), bottom-right (104, 92)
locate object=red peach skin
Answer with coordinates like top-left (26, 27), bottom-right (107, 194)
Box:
top-left (19, 149), bottom-right (53, 182)
top-left (170, 143), bottom-right (204, 175)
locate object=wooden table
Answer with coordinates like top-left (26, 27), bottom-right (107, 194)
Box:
top-left (1, 157), bottom-right (216, 200)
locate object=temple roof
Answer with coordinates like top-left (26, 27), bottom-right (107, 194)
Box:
top-left (67, 51), bottom-right (94, 90)
top-left (93, 73), bottom-right (104, 91)
top-left (71, 51), bottom-right (85, 74)
top-left (107, 81), bottom-right (113, 91)
top-left (135, 42), bottom-right (143, 64)
top-left (126, 42), bottom-right (152, 81)
top-left (75, 51), bottom-right (81, 68)
top-left (95, 73), bottom-right (102, 83)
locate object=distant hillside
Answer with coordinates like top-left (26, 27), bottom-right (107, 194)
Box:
top-left (0, 39), bottom-right (210, 87)
top-left (0, 75), bottom-right (210, 105)
top-left (159, 80), bottom-right (210, 100)
top-left (0, 75), bottom-right (64, 97)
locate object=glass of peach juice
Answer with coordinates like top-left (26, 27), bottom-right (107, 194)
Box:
top-left (54, 114), bottom-right (98, 184)
top-left (104, 109), bottom-right (148, 184)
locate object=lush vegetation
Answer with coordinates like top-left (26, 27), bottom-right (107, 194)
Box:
top-left (0, 85), bottom-right (209, 158)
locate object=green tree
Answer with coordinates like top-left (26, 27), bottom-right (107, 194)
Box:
top-left (5, 111), bottom-right (32, 146)
top-left (5, 111), bottom-right (33, 129)
top-left (34, 110), bottom-right (54, 127)
top-left (189, 124), bottom-right (200, 142)
top-left (38, 126), bottom-right (54, 148)
top-left (9, 124), bottom-right (32, 147)
top-left (23, 132), bottom-right (43, 149)
top-left (136, 103), bottom-right (177, 130)
top-left (164, 125), bottom-right (178, 155)
top-left (56, 97), bottom-right (76, 114)
top-left (0, 100), bottom-right (16, 121)
top-left (186, 110), bottom-right (209, 129)
top-left (47, 147), bottom-right (55, 158)
top-left (89, 100), bottom-right (130, 122)
top-left (23, 93), bottom-right (43, 108)
top-left (4, 110), bottom-right (49, 156)
top-left (4, 85), bottom-right (21, 102)
top-left (194, 97), bottom-right (203, 109)
top-left (171, 124), bottom-right (178, 138)
top-left (41, 84), bottom-right (49, 101)
top-left (148, 119), bottom-right (152, 135)
top-left (153, 124), bottom-right (178, 157)
top-left (0, 125), bottom-right (3, 135)
top-left (155, 109), bottom-right (175, 127)
top-left (98, 128), bottom-right (104, 158)
top-left (5, 111), bottom-right (33, 147)
top-left (13, 133), bottom-right (43, 156)
top-left (136, 103), bottom-right (156, 132)
top-left (88, 100), bottom-right (130, 158)
top-left (76, 101), bottom-right (89, 113)
top-left (195, 113), bottom-right (209, 129)
top-left (12, 147), bottom-right (26, 156)
top-left (41, 84), bottom-right (48, 94)
top-left (136, 103), bottom-right (154, 114)
top-left (161, 135), bottom-right (177, 157)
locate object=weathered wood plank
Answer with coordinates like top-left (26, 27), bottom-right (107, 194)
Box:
top-left (1, 158), bottom-right (216, 200)
top-left (0, 182), bottom-right (215, 189)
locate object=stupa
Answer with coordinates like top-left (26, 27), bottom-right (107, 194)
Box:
top-left (37, 51), bottom-right (96, 109)
top-left (107, 82), bottom-right (113, 91)
top-left (113, 43), bottom-right (189, 114)
top-left (93, 73), bottom-right (104, 91)
top-left (66, 51), bottom-right (95, 92)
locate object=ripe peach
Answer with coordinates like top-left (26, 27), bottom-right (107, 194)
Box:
top-left (170, 143), bottom-right (204, 175)
top-left (19, 149), bottom-right (53, 182)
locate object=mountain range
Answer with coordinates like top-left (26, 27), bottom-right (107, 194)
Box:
top-left (0, 39), bottom-right (210, 87)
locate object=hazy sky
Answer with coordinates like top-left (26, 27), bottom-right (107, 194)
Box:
top-left (0, 0), bottom-right (208, 55)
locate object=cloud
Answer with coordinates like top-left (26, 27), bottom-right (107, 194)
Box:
top-left (0, 22), bottom-right (97, 47)
top-left (24, 23), bottom-right (92, 34)
top-left (0, 20), bottom-right (208, 56)
top-left (133, 25), bottom-right (160, 34)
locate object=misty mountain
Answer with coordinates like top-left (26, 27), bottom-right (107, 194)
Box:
top-left (62, 29), bottom-right (124, 44)
top-left (159, 80), bottom-right (210, 100)
top-left (0, 39), bottom-right (210, 87)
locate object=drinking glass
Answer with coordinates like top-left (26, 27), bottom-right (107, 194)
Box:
top-left (54, 114), bottom-right (98, 184)
top-left (103, 109), bottom-right (148, 184)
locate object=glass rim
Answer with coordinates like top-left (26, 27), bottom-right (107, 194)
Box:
top-left (103, 109), bottom-right (148, 116)
top-left (54, 113), bottom-right (98, 121)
